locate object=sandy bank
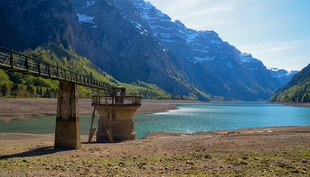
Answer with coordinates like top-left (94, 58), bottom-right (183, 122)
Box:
top-left (0, 98), bottom-right (204, 120)
top-left (271, 101), bottom-right (310, 107)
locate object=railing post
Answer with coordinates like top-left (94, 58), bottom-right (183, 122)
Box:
top-left (38, 61), bottom-right (41, 74)
top-left (9, 52), bottom-right (13, 68)
top-left (48, 64), bottom-right (51, 77)
top-left (25, 57), bottom-right (29, 71)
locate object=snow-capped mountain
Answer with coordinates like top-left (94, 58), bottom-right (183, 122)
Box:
top-left (268, 68), bottom-right (299, 86)
top-left (110, 0), bottom-right (282, 100)
top-left (2, 0), bottom-right (285, 101)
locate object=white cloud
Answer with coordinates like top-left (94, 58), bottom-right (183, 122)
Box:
top-left (238, 40), bottom-right (310, 71)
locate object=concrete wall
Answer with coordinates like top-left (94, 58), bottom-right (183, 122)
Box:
top-left (96, 105), bottom-right (140, 142)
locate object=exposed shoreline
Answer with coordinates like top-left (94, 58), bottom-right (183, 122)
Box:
top-left (0, 98), bottom-right (309, 176)
top-left (0, 98), bottom-right (309, 120)
top-left (0, 98), bottom-right (205, 120)
top-left (270, 101), bottom-right (310, 107)
top-left (1, 125), bottom-right (309, 176)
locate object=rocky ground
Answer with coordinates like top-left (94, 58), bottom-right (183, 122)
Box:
top-left (0, 99), bottom-right (309, 176)
top-left (0, 126), bottom-right (309, 176)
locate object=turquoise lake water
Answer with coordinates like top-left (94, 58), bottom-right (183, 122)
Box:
top-left (1, 103), bottom-right (310, 139)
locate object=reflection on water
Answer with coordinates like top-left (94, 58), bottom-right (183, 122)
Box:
top-left (1, 103), bottom-right (310, 139)
top-left (0, 115), bottom-right (100, 135)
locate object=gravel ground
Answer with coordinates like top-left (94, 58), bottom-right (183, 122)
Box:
top-left (0, 126), bottom-right (309, 176)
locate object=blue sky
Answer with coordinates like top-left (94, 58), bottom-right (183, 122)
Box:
top-left (147, 0), bottom-right (310, 71)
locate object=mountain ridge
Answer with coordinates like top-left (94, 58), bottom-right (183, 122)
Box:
top-left (0, 0), bottom-right (296, 101)
top-left (110, 0), bottom-right (282, 100)
top-left (268, 68), bottom-right (299, 86)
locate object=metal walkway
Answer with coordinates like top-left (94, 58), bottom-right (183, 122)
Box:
top-left (0, 46), bottom-right (114, 91)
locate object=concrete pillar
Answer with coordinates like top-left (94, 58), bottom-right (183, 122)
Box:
top-left (54, 81), bottom-right (81, 149)
top-left (96, 105), bottom-right (140, 142)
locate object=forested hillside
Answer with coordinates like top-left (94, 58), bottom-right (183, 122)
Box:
top-left (270, 64), bottom-right (310, 102)
top-left (0, 45), bottom-right (188, 100)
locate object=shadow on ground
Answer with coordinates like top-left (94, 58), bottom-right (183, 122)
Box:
top-left (0, 146), bottom-right (72, 160)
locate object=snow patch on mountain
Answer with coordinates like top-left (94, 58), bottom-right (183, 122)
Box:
top-left (227, 61), bottom-right (234, 68)
top-left (196, 56), bottom-right (215, 62)
top-left (77, 13), bottom-right (94, 24)
top-left (268, 68), bottom-right (299, 78)
top-left (239, 53), bottom-right (258, 63)
top-left (193, 49), bottom-right (208, 54)
top-left (134, 1), bottom-right (170, 22)
top-left (210, 40), bottom-right (221, 45)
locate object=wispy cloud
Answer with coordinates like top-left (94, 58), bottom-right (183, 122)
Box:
top-left (238, 39), bottom-right (310, 70)
top-left (239, 40), bottom-right (308, 56)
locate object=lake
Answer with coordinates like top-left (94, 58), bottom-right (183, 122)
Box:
top-left (1, 102), bottom-right (309, 139)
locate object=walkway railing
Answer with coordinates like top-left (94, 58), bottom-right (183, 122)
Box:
top-left (91, 95), bottom-right (141, 105)
top-left (0, 46), bottom-right (114, 91)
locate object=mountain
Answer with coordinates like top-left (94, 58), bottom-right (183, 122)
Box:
top-left (0, 0), bottom-right (283, 101)
top-left (0, 44), bottom-right (178, 99)
top-left (110, 0), bottom-right (282, 100)
top-left (270, 64), bottom-right (310, 102)
top-left (268, 68), bottom-right (299, 86)
top-left (0, 0), bottom-right (215, 100)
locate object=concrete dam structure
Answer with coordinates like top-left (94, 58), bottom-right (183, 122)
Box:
top-left (92, 86), bottom-right (141, 142)
top-left (0, 46), bottom-right (141, 149)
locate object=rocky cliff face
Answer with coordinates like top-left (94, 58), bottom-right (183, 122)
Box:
top-left (0, 0), bottom-right (218, 100)
top-left (71, 0), bottom-right (205, 97)
top-left (0, 0), bottom-right (285, 101)
top-left (72, 0), bottom-right (232, 99)
top-left (110, 0), bottom-right (282, 100)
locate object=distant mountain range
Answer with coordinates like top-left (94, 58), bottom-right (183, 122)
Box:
top-left (268, 68), bottom-right (299, 86)
top-left (0, 0), bottom-right (300, 101)
top-left (270, 64), bottom-right (310, 102)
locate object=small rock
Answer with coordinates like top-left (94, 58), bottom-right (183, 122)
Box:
top-left (186, 160), bottom-right (194, 165)
top-left (240, 161), bottom-right (248, 165)
top-left (204, 154), bottom-right (212, 159)
top-left (301, 160), bottom-right (308, 163)
top-left (235, 162), bottom-right (242, 166)
top-left (291, 170), bottom-right (300, 174)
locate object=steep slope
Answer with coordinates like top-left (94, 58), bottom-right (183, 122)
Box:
top-left (0, 0), bottom-right (217, 100)
top-left (270, 64), bottom-right (310, 102)
top-left (0, 44), bottom-right (175, 99)
top-left (268, 68), bottom-right (299, 86)
top-left (0, 0), bottom-right (283, 101)
top-left (112, 0), bottom-right (282, 100)
top-left (72, 0), bottom-right (232, 100)
top-left (0, 0), bottom-right (85, 51)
